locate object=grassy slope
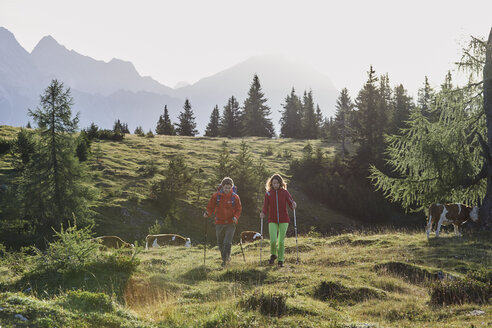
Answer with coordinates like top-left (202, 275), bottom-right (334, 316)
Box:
top-left (0, 126), bottom-right (358, 245)
top-left (1, 231), bottom-right (491, 327)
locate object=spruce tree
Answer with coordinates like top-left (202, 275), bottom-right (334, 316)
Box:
top-left (220, 96), bottom-right (242, 137)
top-left (242, 75), bottom-right (275, 137)
top-left (334, 88), bottom-right (354, 158)
top-left (175, 99), bottom-right (198, 136)
top-left (391, 84), bottom-right (413, 133)
top-left (280, 88), bottom-right (302, 138)
top-left (23, 80), bottom-right (93, 232)
top-left (156, 105), bottom-right (176, 135)
top-left (301, 90), bottom-right (318, 139)
top-left (351, 66), bottom-right (386, 166)
top-left (417, 76), bottom-right (436, 119)
top-left (204, 105), bottom-right (221, 137)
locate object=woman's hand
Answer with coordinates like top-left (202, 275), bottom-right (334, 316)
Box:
top-left (260, 212), bottom-right (265, 220)
top-left (292, 201), bottom-right (297, 209)
top-left (203, 211), bottom-right (208, 218)
top-left (232, 217), bottom-right (238, 224)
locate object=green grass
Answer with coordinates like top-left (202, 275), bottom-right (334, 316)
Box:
top-left (1, 228), bottom-right (491, 327)
top-left (0, 125), bottom-right (357, 245)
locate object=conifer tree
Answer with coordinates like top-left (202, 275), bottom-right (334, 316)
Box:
top-left (175, 99), bottom-right (198, 136)
top-left (301, 90), bottom-right (318, 139)
top-left (204, 105), bottom-right (220, 137)
top-left (156, 105), bottom-right (176, 135)
top-left (23, 80), bottom-right (93, 232)
top-left (334, 88), bottom-right (354, 158)
top-left (391, 84), bottom-right (413, 133)
top-left (417, 76), bottom-right (436, 119)
top-left (280, 88), bottom-right (302, 138)
top-left (220, 96), bottom-right (242, 137)
top-left (242, 75), bottom-right (275, 137)
top-left (351, 66), bottom-right (386, 166)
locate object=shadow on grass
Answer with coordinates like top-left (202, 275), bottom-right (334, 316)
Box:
top-left (218, 267), bottom-right (268, 284)
top-left (179, 265), bottom-right (212, 283)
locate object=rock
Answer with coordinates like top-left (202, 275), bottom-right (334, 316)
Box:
top-left (14, 314), bottom-right (28, 321)
top-left (468, 310), bottom-right (485, 316)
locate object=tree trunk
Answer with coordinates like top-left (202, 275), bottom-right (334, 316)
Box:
top-left (480, 27), bottom-right (492, 230)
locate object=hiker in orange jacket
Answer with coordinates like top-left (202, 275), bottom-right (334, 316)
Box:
top-left (203, 177), bottom-right (242, 267)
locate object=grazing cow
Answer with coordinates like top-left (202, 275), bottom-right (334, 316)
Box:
top-left (426, 203), bottom-right (479, 238)
top-left (145, 234), bottom-right (191, 250)
top-left (240, 231), bottom-right (263, 244)
top-left (92, 236), bottom-right (135, 249)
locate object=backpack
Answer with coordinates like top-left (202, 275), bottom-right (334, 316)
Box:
top-left (216, 185), bottom-right (238, 207)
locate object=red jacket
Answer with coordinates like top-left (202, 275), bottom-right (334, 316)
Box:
top-left (206, 189), bottom-right (242, 224)
top-left (262, 188), bottom-right (294, 223)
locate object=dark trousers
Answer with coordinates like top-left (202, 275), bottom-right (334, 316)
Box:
top-left (215, 223), bottom-right (236, 262)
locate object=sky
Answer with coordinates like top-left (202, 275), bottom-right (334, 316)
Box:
top-left (1, 0), bottom-right (491, 99)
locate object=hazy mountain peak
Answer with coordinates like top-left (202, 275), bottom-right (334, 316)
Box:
top-left (32, 35), bottom-right (65, 54)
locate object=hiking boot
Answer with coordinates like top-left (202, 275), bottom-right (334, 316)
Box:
top-left (278, 261), bottom-right (284, 268)
top-left (221, 261), bottom-right (227, 268)
top-left (269, 255), bottom-right (277, 265)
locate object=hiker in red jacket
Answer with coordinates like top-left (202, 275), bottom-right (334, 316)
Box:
top-left (260, 173), bottom-right (296, 267)
top-left (204, 177), bottom-right (242, 267)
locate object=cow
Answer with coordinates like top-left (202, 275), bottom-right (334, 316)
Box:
top-left (240, 231), bottom-right (263, 244)
top-left (426, 203), bottom-right (479, 238)
top-left (145, 234), bottom-right (191, 250)
top-left (92, 236), bottom-right (135, 250)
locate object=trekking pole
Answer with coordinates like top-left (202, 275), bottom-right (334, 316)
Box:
top-left (294, 208), bottom-right (299, 265)
top-left (260, 216), bottom-right (263, 265)
top-left (204, 216), bottom-right (208, 266)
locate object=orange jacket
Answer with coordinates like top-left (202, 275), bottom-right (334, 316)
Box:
top-left (205, 189), bottom-right (242, 224)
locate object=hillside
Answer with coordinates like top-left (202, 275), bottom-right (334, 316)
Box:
top-left (0, 125), bottom-right (359, 246)
top-left (0, 230), bottom-right (490, 327)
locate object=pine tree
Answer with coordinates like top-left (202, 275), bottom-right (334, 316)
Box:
top-left (301, 90), bottom-right (318, 139)
top-left (232, 140), bottom-right (258, 214)
top-left (220, 96), bottom-right (242, 137)
top-left (242, 75), bottom-right (275, 137)
top-left (204, 105), bottom-right (220, 137)
top-left (280, 88), bottom-right (302, 138)
top-left (156, 105), bottom-right (176, 135)
top-left (175, 99), bottom-right (198, 136)
top-left (316, 105), bottom-right (324, 136)
top-left (351, 66), bottom-right (386, 166)
top-left (378, 73), bottom-right (393, 133)
top-left (23, 80), bottom-right (93, 232)
top-left (417, 76), bottom-right (436, 119)
top-left (391, 84), bottom-right (413, 133)
top-left (334, 88), bottom-right (354, 158)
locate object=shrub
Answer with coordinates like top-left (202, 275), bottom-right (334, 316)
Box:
top-left (0, 137), bottom-right (12, 155)
top-left (134, 126), bottom-right (145, 137)
top-left (96, 129), bottom-right (124, 141)
top-left (374, 262), bottom-right (438, 285)
top-left (146, 129), bottom-right (154, 138)
top-left (239, 291), bottom-right (287, 316)
top-left (31, 223), bottom-right (98, 273)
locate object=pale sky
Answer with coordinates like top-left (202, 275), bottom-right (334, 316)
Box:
top-left (1, 0), bottom-right (491, 99)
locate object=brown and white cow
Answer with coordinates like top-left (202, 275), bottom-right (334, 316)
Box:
top-left (426, 203), bottom-right (479, 238)
top-left (92, 236), bottom-right (135, 249)
top-left (240, 231), bottom-right (263, 244)
top-left (145, 234), bottom-right (191, 250)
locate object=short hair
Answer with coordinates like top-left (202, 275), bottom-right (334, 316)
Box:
top-left (221, 177), bottom-right (234, 186)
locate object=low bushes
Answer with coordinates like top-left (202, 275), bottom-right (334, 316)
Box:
top-left (239, 290), bottom-right (287, 317)
top-left (430, 277), bottom-right (491, 305)
top-left (314, 281), bottom-right (386, 305)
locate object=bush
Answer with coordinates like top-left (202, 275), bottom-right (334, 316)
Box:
top-left (239, 291), bottom-right (287, 316)
top-left (430, 278), bottom-right (491, 305)
top-left (11, 129), bottom-right (36, 168)
top-left (0, 137), bottom-right (12, 155)
top-left (96, 129), bottom-right (124, 141)
top-left (76, 131), bottom-right (91, 162)
top-left (31, 223), bottom-right (98, 273)
top-left (146, 129), bottom-right (154, 138)
top-left (134, 126), bottom-right (145, 137)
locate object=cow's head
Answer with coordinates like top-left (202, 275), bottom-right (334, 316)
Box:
top-left (470, 206), bottom-right (479, 222)
top-left (185, 238), bottom-right (191, 248)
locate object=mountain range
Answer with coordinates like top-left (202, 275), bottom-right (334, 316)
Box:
top-left (0, 27), bottom-right (338, 134)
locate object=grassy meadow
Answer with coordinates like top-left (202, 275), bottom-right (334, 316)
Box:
top-left (0, 126), bottom-right (491, 327)
top-left (0, 230), bottom-right (491, 327)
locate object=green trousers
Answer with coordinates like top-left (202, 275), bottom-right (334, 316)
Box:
top-left (269, 222), bottom-right (289, 262)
